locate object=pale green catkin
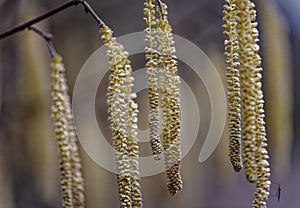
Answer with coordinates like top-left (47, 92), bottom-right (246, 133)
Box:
top-left (50, 55), bottom-right (86, 208)
top-left (64, 89), bottom-right (86, 208)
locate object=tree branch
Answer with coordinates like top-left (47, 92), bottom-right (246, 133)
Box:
top-left (0, 0), bottom-right (105, 40)
top-left (80, 1), bottom-right (105, 27)
top-left (28, 26), bottom-right (57, 58)
top-left (0, 1), bottom-right (80, 40)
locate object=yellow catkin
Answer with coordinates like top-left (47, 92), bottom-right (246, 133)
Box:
top-left (156, 3), bottom-right (183, 195)
top-left (231, 0), bottom-right (271, 206)
top-left (246, 2), bottom-right (271, 207)
top-left (144, 0), bottom-right (163, 160)
top-left (223, 0), bottom-right (243, 172)
top-left (65, 93), bottom-right (86, 207)
top-left (50, 55), bottom-right (86, 207)
top-left (101, 26), bottom-right (143, 208)
top-left (236, 0), bottom-right (258, 183)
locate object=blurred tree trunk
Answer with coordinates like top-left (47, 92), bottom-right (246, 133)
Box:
top-left (0, 46), bottom-right (15, 208)
top-left (257, 0), bottom-right (293, 178)
top-left (17, 3), bottom-right (61, 207)
top-left (0, 1), bottom-right (20, 207)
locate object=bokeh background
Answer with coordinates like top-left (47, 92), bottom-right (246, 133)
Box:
top-left (0, 0), bottom-right (299, 207)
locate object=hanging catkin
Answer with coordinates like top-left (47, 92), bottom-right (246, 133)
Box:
top-left (156, 2), bottom-right (183, 196)
top-left (64, 89), bottom-right (86, 207)
top-left (235, 0), bottom-right (258, 183)
top-left (101, 25), bottom-right (143, 208)
top-left (223, 0), bottom-right (271, 206)
top-left (246, 2), bottom-right (271, 207)
top-left (144, 0), bottom-right (164, 161)
top-left (50, 55), bottom-right (86, 207)
top-left (223, 0), bottom-right (243, 172)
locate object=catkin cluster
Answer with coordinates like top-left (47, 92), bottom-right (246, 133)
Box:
top-left (143, 0), bottom-right (183, 196)
top-left (101, 26), bottom-right (143, 208)
top-left (156, 3), bottom-right (183, 196)
top-left (144, 0), bottom-right (163, 160)
top-left (50, 55), bottom-right (85, 208)
top-left (223, 0), bottom-right (271, 207)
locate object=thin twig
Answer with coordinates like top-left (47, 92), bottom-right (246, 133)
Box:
top-left (28, 26), bottom-right (53, 41)
top-left (28, 26), bottom-right (57, 58)
top-left (0, 0), bottom-right (81, 40)
top-left (0, 0), bottom-right (106, 40)
top-left (80, 1), bottom-right (105, 27)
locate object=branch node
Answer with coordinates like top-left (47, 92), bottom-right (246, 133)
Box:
top-left (0, 0), bottom-right (106, 39)
top-left (80, 1), bottom-right (105, 28)
top-left (28, 26), bottom-right (57, 58)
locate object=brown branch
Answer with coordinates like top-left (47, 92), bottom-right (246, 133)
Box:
top-left (0, 0), bottom-right (105, 40)
top-left (0, 1), bottom-right (80, 40)
top-left (80, 1), bottom-right (105, 27)
top-left (28, 26), bottom-right (57, 58)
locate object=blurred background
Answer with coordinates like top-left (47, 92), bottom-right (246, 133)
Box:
top-left (0, 0), bottom-right (299, 207)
